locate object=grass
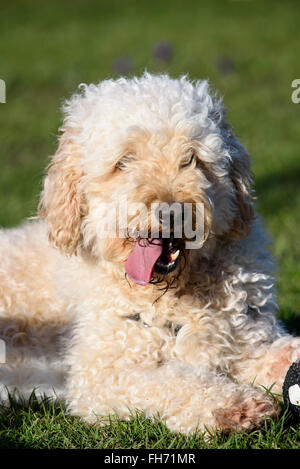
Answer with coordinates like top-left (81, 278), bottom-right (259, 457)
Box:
top-left (0, 392), bottom-right (299, 449)
top-left (0, 0), bottom-right (299, 449)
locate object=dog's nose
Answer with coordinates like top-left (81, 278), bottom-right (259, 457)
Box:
top-left (158, 210), bottom-right (174, 227)
top-left (155, 203), bottom-right (184, 233)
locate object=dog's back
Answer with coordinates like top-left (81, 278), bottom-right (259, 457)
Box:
top-left (0, 220), bottom-right (69, 403)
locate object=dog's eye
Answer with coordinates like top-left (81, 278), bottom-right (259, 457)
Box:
top-left (115, 155), bottom-right (132, 171)
top-left (115, 160), bottom-right (126, 170)
top-left (180, 153), bottom-right (195, 169)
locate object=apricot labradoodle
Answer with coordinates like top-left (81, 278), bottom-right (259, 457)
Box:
top-left (0, 73), bottom-right (299, 434)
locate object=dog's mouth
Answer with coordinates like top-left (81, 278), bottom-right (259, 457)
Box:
top-left (154, 238), bottom-right (181, 275)
top-left (125, 237), bottom-right (182, 286)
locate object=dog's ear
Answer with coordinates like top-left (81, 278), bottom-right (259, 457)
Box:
top-left (39, 129), bottom-right (84, 255)
top-left (228, 146), bottom-right (254, 240)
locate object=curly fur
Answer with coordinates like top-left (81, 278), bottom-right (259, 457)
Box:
top-left (0, 73), bottom-right (299, 434)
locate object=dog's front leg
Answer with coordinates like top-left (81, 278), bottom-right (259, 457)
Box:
top-left (232, 335), bottom-right (300, 394)
top-left (65, 313), bottom-right (279, 434)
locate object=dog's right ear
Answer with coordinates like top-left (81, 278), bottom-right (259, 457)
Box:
top-left (39, 129), bottom-right (84, 255)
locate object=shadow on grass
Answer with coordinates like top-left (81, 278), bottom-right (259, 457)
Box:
top-left (0, 433), bottom-right (31, 449)
top-left (280, 314), bottom-right (300, 336)
top-left (255, 163), bottom-right (300, 214)
top-left (0, 391), bottom-right (67, 449)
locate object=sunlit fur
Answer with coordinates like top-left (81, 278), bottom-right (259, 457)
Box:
top-left (1, 73), bottom-right (300, 434)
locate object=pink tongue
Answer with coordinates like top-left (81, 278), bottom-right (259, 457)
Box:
top-left (125, 238), bottom-right (163, 286)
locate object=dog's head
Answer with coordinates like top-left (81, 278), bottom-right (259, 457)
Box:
top-left (39, 74), bottom-right (254, 289)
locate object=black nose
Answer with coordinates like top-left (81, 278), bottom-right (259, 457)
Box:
top-left (155, 203), bottom-right (184, 233)
top-left (158, 210), bottom-right (174, 227)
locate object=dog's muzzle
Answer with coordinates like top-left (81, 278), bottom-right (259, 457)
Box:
top-left (125, 235), bottom-right (185, 286)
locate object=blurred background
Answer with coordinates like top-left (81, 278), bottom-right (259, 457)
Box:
top-left (0, 0), bottom-right (299, 327)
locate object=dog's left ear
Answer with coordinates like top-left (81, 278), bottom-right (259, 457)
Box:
top-left (228, 144), bottom-right (254, 240)
top-left (39, 128), bottom-right (84, 255)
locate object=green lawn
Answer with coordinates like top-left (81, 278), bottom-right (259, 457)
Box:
top-left (0, 392), bottom-right (299, 449)
top-left (0, 0), bottom-right (299, 449)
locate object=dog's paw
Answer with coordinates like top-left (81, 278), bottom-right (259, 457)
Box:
top-left (212, 396), bottom-right (279, 433)
top-left (267, 337), bottom-right (300, 386)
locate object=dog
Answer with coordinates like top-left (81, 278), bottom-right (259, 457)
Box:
top-left (0, 73), bottom-right (299, 434)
